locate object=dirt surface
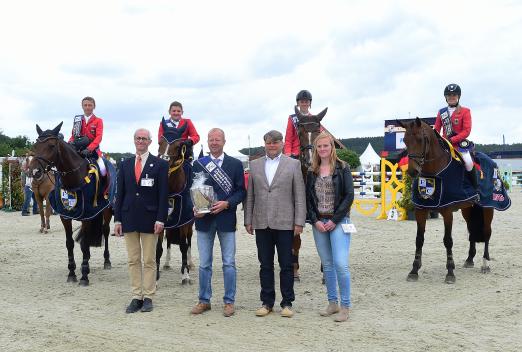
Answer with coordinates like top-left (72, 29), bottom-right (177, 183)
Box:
top-left (1, 192), bottom-right (521, 352)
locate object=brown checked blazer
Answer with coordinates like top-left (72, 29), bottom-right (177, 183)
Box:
top-left (244, 154), bottom-right (306, 231)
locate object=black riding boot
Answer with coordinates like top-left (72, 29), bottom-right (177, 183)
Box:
top-left (467, 167), bottom-right (479, 190)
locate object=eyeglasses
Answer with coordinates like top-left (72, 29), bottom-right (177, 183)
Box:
top-left (134, 137), bottom-right (150, 142)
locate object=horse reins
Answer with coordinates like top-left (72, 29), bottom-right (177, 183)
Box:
top-left (34, 136), bottom-right (86, 178)
top-left (407, 128), bottom-right (439, 168)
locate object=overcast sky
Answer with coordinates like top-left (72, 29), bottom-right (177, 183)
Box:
top-left (1, 0), bottom-right (521, 156)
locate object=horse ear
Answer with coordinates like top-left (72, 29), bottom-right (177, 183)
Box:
top-left (36, 124), bottom-right (43, 136)
top-left (52, 122), bottom-right (63, 135)
top-left (415, 117), bottom-right (422, 127)
top-left (316, 107), bottom-right (328, 121)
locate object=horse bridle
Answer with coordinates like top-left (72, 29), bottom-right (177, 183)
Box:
top-left (297, 120), bottom-right (320, 167)
top-left (407, 127), bottom-right (437, 168)
top-left (160, 139), bottom-right (187, 176)
top-left (34, 136), bottom-right (85, 178)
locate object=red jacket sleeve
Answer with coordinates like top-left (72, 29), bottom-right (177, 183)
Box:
top-left (87, 118), bottom-right (103, 152)
top-left (184, 119), bottom-right (200, 144)
top-left (450, 108), bottom-right (472, 144)
top-left (284, 117), bottom-right (298, 156)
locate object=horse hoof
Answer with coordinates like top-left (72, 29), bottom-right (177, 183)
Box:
top-left (79, 279), bottom-right (89, 286)
top-left (104, 262), bottom-right (112, 270)
top-left (182, 279), bottom-right (190, 285)
top-left (463, 260), bottom-right (474, 268)
top-left (407, 273), bottom-right (418, 282)
top-left (445, 275), bottom-right (456, 284)
top-left (481, 266), bottom-right (491, 274)
top-left (39, 229), bottom-right (44, 233)
top-left (163, 265), bottom-right (171, 270)
top-left (67, 276), bottom-right (77, 283)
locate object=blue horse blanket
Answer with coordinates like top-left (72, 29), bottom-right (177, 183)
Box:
top-left (412, 152), bottom-right (510, 211)
top-left (50, 159), bottom-right (116, 220)
top-left (165, 161), bottom-right (194, 229)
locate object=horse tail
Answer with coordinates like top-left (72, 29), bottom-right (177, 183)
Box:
top-left (75, 211), bottom-right (104, 247)
top-left (467, 204), bottom-right (485, 243)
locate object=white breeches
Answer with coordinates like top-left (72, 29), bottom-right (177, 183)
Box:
top-left (97, 157), bottom-right (107, 176)
top-left (459, 150), bottom-right (473, 171)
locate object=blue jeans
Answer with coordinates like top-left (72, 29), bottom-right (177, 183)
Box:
top-left (22, 186), bottom-right (38, 214)
top-left (312, 217), bottom-right (352, 308)
top-left (196, 220), bottom-right (236, 304)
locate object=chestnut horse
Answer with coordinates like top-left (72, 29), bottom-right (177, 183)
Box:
top-left (399, 117), bottom-right (507, 283)
top-left (156, 136), bottom-right (195, 285)
top-left (33, 123), bottom-right (113, 286)
top-left (27, 155), bottom-right (55, 233)
top-left (293, 105), bottom-right (328, 281)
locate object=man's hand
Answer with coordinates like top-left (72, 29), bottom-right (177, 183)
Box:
top-left (114, 223), bottom-right (123, 237)
top-left (211, 201), bottom-right (229, 214)
top-left (294, 225), bottom-right (303, 236)
top-left (154, 222), bottom-right (164, 235)
top-left (245, 224), bottom-right (253, 235)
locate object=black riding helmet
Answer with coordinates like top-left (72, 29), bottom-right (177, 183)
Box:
top-left (296, 90), bottom-right (312, 102)
top-left (444, 83), bottom-right (461, 107)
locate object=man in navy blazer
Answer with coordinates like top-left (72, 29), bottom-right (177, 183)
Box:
top-left (190, 128), bottom-right (245, 317)
top-left (114, 128), bottom-right (168, 313)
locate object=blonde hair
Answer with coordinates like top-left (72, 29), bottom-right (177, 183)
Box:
top-left (311, 131), bottom-right (343, 175)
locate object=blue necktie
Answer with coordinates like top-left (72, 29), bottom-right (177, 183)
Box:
top-left (213, 158), bottom-right (220, 167)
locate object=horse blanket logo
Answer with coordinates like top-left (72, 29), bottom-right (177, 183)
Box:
top-left (50, 159), bottom-right (116, 220)
top-left (418, 177), bottom-right (436, 199)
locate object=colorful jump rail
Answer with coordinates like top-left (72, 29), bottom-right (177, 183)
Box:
top-left (352, 158), bottom-right (406, 220)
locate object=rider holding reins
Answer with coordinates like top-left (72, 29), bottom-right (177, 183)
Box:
top-left (434, 83), bottom-right (478, 188)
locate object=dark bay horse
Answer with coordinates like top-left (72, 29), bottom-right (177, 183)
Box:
top-left (293, 105), bottom-right (328, 281)
top-left (156, 134), bottom-right (194, 285)
top-left (399, 117), bottom-right (506, 283)
top-left (33, 123), bottom-right (113, 286)
top-left (27, 155), bottom-right (55, 233)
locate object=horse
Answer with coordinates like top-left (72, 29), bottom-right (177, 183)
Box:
top-left (398, 117), bottom-right (510, 283)
top-left (293, 105), bottom-right (328, 281)
top-left (156, 132), bottom-right (195, 285)
top-left (33, 122), bottom-right (114, 286)
top-left (27, 155), bottom-right (55, 233)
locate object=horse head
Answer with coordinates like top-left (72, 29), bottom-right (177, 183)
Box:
top-left (294, 105), bottom-right (328, 169)
top-left (397, 117), bottom-right (437, 177)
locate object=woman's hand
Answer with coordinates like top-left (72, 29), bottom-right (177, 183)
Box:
top-left (323, 220), bottom-right (336, 232)
top-left (314, 221), bottom-right (326, 232)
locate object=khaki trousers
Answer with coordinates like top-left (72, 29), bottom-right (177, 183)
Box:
top-left (124, 231), bottom-right (159, 300)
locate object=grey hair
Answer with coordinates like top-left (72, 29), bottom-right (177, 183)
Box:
top-left (134, 128), bottom-right (152, 140)
top-left (263, 130), bottom-right (283, 142)
top-left (208, 128), bottom-right (225, 139)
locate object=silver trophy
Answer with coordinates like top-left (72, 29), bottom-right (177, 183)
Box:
top-left (190, 172), bottom-right (216, 214)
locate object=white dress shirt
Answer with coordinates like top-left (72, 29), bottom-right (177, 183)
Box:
top-left (135, 151), bottom-right (150, 173)
top-left (265, 153), bottom-right (282, 186)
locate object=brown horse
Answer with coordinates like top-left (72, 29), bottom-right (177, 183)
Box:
top-left (156, 136), bottom-right (194, 285)
top-left (27, 155), bottom-right (55, 233)
top-left (293, 105), bottom-right (328, 281)
top-left (33, 122), bottom-right (113, 286)
top-left (398, 117), bottom-right (498, 283)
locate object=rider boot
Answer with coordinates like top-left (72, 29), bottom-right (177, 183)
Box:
top-left (467, 166), bottom-right (479, 190)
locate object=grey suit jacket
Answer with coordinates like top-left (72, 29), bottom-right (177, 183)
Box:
top-left (244, 154), bottom-right (306, 230)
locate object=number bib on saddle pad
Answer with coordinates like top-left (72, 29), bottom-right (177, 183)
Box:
top-left (49, 159), bottom-right (116, 220)
top-left (473, 152), bottom-right (511, 211)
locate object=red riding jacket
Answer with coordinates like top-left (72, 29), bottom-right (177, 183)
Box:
top-left (68, 114), bottom-right (103, 157)
top-left (434, 105), bottom-right (472, 147)
top-left (157, 117), bottom-right (200, 145)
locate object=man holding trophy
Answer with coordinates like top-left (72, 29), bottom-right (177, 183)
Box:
top-left (190, 128), bottom-right (246, 317)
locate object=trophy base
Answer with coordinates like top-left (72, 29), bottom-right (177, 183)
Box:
top-left (195, 209), bottom-right (211, 214)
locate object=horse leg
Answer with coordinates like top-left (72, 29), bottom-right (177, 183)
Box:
top-left (163, 235), bottom-right (171, 270)
top-left (442, 209), bottom-right (456, 284)
top-left (407, 209), bottom-right (428, 281)
top-left (461, 207), bottom-right (476, 268)
top-left (292, 234), bottom-right (301, 281)
top-left (187, 231), bottom-right (195, 270)
top-left (156, 231), bottom-right (164, 281)
top-left (180, 228), bottom-right (191, 285)
top-left (79, 234), bottom-right (91, 286)
top-left (34, 193), bottom-right (45, 233)
top-left (101, 209), bottom-right (112, 269)
top-left (44, 196), bottom-right (51, 232)
top-left (62, 217), bottom-right (77, 283)
top-left (481, 209), bottom-right (494, 273)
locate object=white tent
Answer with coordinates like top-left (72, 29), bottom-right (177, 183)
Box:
top-left (359, 143), bottom-right (381, 168)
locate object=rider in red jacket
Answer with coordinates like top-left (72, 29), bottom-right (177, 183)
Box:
top-left (433, 84), bottom-right (477, 188)
top-left (284, 90), bottom-right (324, 158)
top-left (69, 96), bottom-right (106, 176)
top-left (158, 101), bottom-right (200, 151)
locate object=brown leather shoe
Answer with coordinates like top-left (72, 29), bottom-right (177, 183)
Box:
top-left (280, 306), bottom-right (294, 318)
top-left (223, 303), bottom-right (235, 317)
top-left (255, 305), bottom-right (272, 317)
top-left (191, 302), bottom-right (211, 315)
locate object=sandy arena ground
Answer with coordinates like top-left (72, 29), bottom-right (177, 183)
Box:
top-left (1, 192), bottom-right (521, 352)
